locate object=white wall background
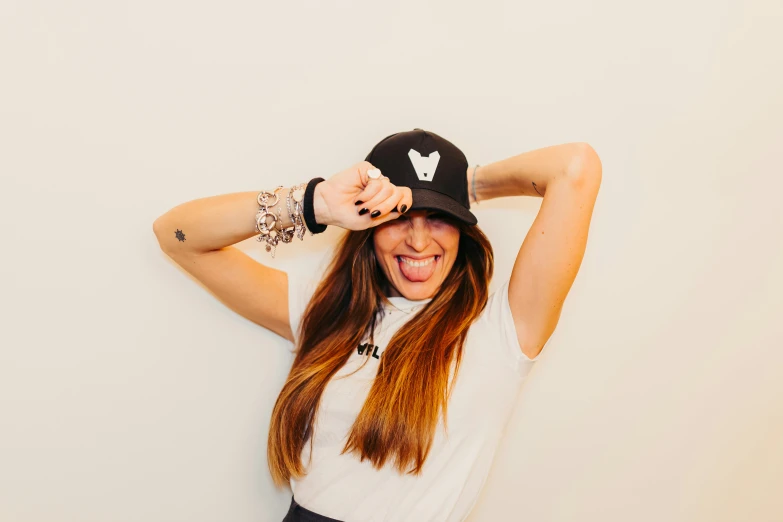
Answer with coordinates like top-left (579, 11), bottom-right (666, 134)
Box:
top-left (1, 0), bottom-right (781, 521)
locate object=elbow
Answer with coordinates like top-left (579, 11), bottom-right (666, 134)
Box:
top-left (569, 143), bottom-right (602, 180)
top-left (152, 217), bottom-right (170, 250)
top-left (152, 217), bottom-right (163, 240)
top-left (564, 143), bottom-right (602, 195)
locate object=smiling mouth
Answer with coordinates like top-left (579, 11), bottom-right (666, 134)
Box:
top-left (395, 255), bottom-right (440, 282)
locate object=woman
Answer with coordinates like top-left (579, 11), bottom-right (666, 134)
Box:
top-left (153, 129), bottom-right (602, 521)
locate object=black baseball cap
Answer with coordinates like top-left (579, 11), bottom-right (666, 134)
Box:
top-left (363, 128), bottom-right (477, 225)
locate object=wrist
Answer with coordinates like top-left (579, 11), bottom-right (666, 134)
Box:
top-left (302, 178), bottom-right (328, 234)
top-left (468, 164), bottom-right (485, 205)
top-left (313, 182), bottom-right (331, 226)
top-left (468, 165), bottom-right (480, 205)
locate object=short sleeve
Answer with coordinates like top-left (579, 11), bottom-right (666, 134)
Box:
top-left (286, 269), bottom-right (320, 352)
top-left (480, 279), bottom-right (540, 379)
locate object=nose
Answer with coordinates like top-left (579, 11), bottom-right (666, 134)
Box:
top-left (405, 215), bottom-right (432, 252)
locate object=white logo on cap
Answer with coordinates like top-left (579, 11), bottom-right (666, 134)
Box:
top-left (408, 149), bottom-right (440, 182)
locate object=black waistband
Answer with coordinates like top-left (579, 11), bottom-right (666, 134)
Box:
top-left (282, 496), bottom-right (344, 522)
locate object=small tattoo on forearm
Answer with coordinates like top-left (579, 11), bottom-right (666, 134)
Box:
top-left (532, 182), bottom-right (543, 196)
top-left (175, 229), bottom-right (186, 242)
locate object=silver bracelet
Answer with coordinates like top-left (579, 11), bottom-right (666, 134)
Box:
top-left (255, 187), bottom-right (282, 257)
top-left (471, 164), bottom-right (480, 205)
top-left (287, 183), bottom-right (307, 240)
top-left (275, 186), bottom-right (295, 245)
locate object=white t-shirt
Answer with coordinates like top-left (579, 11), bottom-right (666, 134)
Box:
top-left (284, 272), bottom-right (539, 522)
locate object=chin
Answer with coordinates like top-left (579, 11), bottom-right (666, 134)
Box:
top-left (395, 283), bottom-right (439, 301)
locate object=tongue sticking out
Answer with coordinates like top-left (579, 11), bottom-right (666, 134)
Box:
top-left (398, 256), bottom-right (437, 282)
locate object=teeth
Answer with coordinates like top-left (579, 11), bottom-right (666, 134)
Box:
top-left (399, 256), bottom-right (436, 267)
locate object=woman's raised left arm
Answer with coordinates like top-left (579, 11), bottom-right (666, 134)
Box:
top-left (470, 142), bottom-right (602, 360)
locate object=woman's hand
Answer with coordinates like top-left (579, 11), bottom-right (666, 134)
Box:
top-left (313, 161), bottom-right (413, 231)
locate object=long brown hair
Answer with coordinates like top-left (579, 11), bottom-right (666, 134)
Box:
top-left (267, 220), bottom-right (494, 486)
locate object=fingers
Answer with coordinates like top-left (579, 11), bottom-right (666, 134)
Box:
top-left (354, 175), bottom-right (388, 206)
top-left (359, 185), bottom-right (412, 225)
top-left (353, 162), bottom-right (413, 225)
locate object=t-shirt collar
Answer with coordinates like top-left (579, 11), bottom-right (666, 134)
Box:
top-left (383, 295), bottom-right (433, 312)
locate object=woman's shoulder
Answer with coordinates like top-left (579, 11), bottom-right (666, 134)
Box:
top-left (475, 279), bottom-right (512, 323)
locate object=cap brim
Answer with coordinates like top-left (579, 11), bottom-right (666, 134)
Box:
top-left (409, 189), bottom-right (477, 225)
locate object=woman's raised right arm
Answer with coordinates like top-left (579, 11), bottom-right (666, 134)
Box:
top-left (153, 191), bottom-right (296, 255)
top-left (152, 163), bottom-right (412, 341)
top-left (152, 190), bottom-right (304, 342)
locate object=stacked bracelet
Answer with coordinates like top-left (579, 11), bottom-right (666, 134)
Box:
top-left (255, 182), bottom-right (309, 257)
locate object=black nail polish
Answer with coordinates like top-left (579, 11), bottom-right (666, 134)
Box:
top-left (400, 204), bottom-right (408, 213)
top-left (358, 208), bottom-right (369, 216)
top-left (370, 210), bottom-right (381, 218)
top-left (355, 200), bottom-right (363, 205)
